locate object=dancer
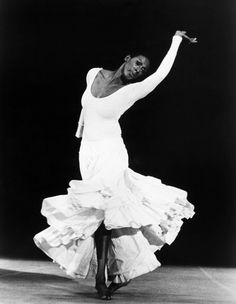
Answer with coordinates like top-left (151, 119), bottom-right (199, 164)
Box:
top-left (34, 30), bottom-right (196, 300)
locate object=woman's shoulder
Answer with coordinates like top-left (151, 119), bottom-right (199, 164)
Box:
top-left (86, 67), bottom-right (102, 84)
top-left (99, 69), bottom-right (113, 77)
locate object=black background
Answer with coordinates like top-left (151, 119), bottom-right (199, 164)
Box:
top-left (0, 0), bottom-right (236, 266)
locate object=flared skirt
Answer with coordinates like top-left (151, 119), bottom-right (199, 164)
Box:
top-left (34, 137), bottom-right (194, 283)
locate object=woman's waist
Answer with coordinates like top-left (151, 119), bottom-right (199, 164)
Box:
top-left (82, 131), bottom-right (122, 142)
top-left (82, 120), bottom-right (122, 141)
top-left (81, 129), bottom-right (125, 147)
top-left (80, 134), bottom-right (127, 157)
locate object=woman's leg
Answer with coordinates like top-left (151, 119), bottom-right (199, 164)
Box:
top-left (94, 222), bottom-right (111, 300)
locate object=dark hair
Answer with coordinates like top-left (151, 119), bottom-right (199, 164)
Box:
top-left (132, 53), bottom-right (150, 67)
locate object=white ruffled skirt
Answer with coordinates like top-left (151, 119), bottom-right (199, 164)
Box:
top-left (34, 137), bottom-right (194, 283)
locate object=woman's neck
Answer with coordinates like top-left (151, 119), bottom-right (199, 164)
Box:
top-left (103, 63), bottom-right (127, 85)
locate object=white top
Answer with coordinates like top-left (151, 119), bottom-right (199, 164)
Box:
top-left (76, 35), bottom-right (182, 141)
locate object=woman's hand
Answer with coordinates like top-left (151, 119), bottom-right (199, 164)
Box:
top-left (175, 30), bottom-right (198, 44)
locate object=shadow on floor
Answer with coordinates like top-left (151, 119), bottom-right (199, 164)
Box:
top-left (0, 268), bottom-right (101, 303)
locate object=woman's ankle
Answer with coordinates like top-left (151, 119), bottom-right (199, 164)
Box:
top-left (95, 275), bottom-right (106, 286)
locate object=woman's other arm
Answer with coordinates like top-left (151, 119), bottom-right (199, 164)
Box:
top-left (75, 68), bottom-right (96, 138)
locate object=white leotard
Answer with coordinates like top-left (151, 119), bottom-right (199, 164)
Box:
top-left (76, 35), bottom-right (182, 141)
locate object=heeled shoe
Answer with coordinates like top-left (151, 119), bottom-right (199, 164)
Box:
top-left (108, 280), bottom-right (131, 295)
top-left (95, 283), bottom-right (112, 300)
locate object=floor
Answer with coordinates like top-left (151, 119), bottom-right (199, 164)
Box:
top-left (0, 259), bottom-right (235, 304)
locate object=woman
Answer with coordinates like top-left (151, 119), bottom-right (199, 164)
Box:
top-left (34, 30), bottom-right (196, 300)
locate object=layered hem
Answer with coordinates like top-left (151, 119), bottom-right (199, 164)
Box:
top-left (33, 167), bottom-right (194, 281)
top-left (34, 137), bottom-right (194, 281)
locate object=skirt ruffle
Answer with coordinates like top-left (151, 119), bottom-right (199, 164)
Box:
top-left (34, 137), bottom-right (194, 282)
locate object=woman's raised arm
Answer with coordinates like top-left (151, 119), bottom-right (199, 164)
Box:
top-left (127, 31), bottom-right (197, 103)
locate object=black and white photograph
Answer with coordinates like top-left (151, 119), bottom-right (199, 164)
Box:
top-left (0, 0), bottom-right (236, 303)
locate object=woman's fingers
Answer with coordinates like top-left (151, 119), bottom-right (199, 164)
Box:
top-left (174, 30), bottom-right (198, 44)
top-left (192, 38), bottom-right (198, 43)
top-left (182, 33), bottom-right (198, 44)
top-left (188, 37), bottom-right (198, 43)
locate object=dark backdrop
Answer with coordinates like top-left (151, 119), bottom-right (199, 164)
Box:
top-left (0, 0), bottom-right (236, 267)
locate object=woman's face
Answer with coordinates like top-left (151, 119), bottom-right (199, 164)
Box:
top-left (123, 55), bottom-right (150, 81)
